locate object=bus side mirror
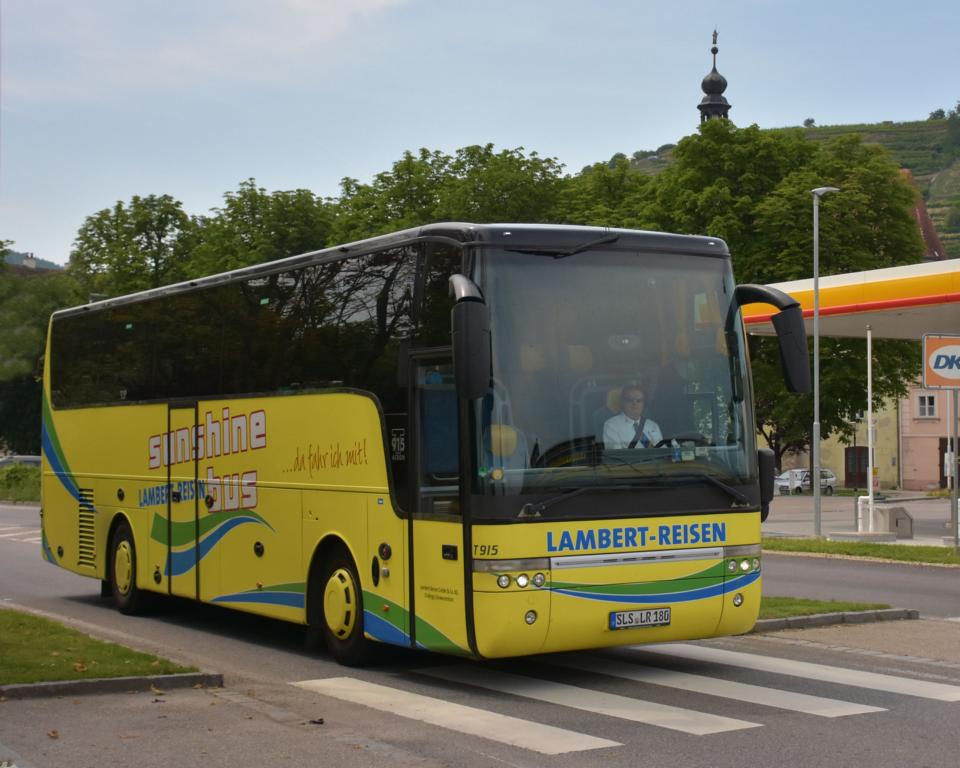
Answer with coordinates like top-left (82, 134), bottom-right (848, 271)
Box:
top-left (733, 284), bottom-right (811, 394)
top-left (450, 275), bottom-right (491, 400)
top-left (758, 448), bottom-right (775, 521)
top-left (771, 305), bottom-right (811, 394)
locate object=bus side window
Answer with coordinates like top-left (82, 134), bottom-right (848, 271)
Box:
top-left (420, 371), bottom-right (458, 483)
top-left (415, 363), bottom-right (460, 517)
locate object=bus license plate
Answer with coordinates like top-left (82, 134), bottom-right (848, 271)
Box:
top-left (609, 607), bottom-right (671, 630)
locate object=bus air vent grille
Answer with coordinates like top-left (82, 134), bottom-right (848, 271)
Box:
top-left (78, 488), bottom-right (96, 568)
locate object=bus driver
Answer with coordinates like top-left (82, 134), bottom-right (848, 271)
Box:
top-left (602, 385), bottom-right (663, 449)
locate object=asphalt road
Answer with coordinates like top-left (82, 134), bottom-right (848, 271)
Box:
top-left (3, 502), bottom-right (960, 768)
top-left (762, 553), bottom-right (960, 618)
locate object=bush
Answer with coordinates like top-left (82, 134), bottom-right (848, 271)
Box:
top-left (0, 464), bottom-right (40, 502)
top-left (946, 206), bottom-right (960, 230)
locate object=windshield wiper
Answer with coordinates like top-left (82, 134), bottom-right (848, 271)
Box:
top-left (504, 233), bottom-right (620, 259)
top-left (518, 484), bottom-right (635, 518)
top-left (672, 472), bottom-right (751, 506)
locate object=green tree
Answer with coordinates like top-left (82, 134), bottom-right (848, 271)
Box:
top-left (331, 145), bottom-right (566, 243)
top-left (644, 120), bottom-right (924, 466)
top-left (0, 266), bottom-right (83, 452)
top-left (437, 144), bottom-right (565, 224)
top-left (69, 194), bottom-right (195, 297)
top-left (331, 149), bottom-right (453, 243)
top-left (553, 156), bottom-right (654, 228)
top-left (189, 179), bottom-right (334, 276)
top-left (945, 102), bottom-right (960, 160)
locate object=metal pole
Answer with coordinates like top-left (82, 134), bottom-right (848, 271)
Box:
top-left (867, 324), bottom-right (874, 530)
top-left (810, 186), bottom-right (838, 536)
top-left (954, 390), bottom-right (959, 553)
top-left (813, 194), bottom-right (821, 537)
top-left (852, 425), bottom-right (858, 529)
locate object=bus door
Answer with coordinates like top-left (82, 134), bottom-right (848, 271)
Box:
top-left (166, 402), bottom-right (199, 599)
top-left (409, 356), bottom-right (470, 655)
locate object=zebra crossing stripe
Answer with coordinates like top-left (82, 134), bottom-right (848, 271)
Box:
top-left (293, 677), bottom-right (620, 754)
top-left (418, 665), bottom-right (760, 735)
top-left (551, 654), bottom-right (885, 717)
top-left (646, 644), bottom-right (960, 701)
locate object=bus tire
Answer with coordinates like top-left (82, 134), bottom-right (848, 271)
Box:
top-left (315, 552), bottom-right (375, 666)
top-left (109, 520), bottom-right (147, 615)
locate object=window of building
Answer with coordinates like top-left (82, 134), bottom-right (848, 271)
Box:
top-left (917, 394), bottom-right (937, 418)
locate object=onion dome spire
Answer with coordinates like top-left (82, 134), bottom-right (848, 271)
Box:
top-left (698, 29), bottom-right (731, 123)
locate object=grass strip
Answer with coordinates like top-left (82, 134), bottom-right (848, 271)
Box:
top-left (0, 608), bottom-right (195, 685)
top-left (759, 596), bottom-right (889, 620)
top-left (762, 536), bottom-right (960, 565)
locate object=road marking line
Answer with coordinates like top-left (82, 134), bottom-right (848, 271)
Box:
top-left (552, 654), bottom-right (885, 717)
top-left (0, 526), bottom-right (31, 532)
top-left (20, 537), bottom-right (42, 544)
top-left (293, 677), bottom-right (620, 754)
top-left (645, 644), bottom-right (960, 701)
top-left (418, 665), bottom-right (760, 735)
top-left (0, 531), bottom-right (34, 539)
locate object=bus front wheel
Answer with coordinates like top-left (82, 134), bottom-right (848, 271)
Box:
top-left (109, 520), bottom-right (147, 615)
top-left (313, 553), bottom-right (375, 666)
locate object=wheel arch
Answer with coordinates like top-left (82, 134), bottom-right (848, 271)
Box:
top-left (104, 511), bottom-right (137, 582)
top-left (305, 534), bottom-right (361, 623)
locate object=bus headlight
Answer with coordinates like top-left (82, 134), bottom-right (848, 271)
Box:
top-left (752, 558), bottom-right (761, 571)
top-left (739, 559), bottom-right (751, 572)
top-left (497, 574), bottom-right (511, 589)
top-left (727, 560), bottom-right (737, 573)
top-left (516, 574), bottom-right (530, 588)
top-left (532, 573), bottom-right (546, 587)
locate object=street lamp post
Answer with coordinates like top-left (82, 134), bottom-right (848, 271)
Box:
top-left (812, 186), bottom-right (839, 538)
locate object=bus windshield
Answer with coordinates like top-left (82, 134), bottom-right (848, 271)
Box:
top-left (471, 247), bottom-right (756, 511)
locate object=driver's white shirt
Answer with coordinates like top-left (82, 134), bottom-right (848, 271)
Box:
top-left (602, 412), bottom-right (663, 450)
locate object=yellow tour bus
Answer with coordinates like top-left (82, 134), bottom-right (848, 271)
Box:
top-left (40, 223), bottom-right (809, 665)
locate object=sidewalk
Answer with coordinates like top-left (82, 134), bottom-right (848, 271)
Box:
top-left (762, 490), bottom-right (959, 546)
top-left (765, 617), bottom-right (960, 666)
top-left (1, 684), bottom-right (377, 768)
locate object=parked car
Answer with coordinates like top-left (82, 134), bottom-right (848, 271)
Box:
top-left (0, 454), bottom-right (41, 468)
top-left (802, 468), bottom-right (837, 495)
top-left (776, 469), bottom-right (807, 495)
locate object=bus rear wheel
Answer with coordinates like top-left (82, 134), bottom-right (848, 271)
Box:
top-left (109, 520), bottom-right (147, 615)
top-left (313, 553), bottom-right (375, 666)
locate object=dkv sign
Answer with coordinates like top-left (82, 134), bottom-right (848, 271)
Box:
top-left (923, 335), bottom-right (960, 388)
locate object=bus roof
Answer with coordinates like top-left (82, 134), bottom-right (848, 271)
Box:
top-left (52, 223), bottom-right (730, 319)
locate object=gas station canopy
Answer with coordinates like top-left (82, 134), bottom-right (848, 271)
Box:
top-left (742, 258), bottom-right (960, 340)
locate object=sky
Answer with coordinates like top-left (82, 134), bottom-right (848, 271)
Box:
top-left (2, 0), bottom-right (958, 266)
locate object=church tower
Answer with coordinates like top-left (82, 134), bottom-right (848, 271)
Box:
top-left (698, 30), bottom-right (731, 123)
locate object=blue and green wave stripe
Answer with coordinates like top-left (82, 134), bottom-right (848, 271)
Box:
top-left (551, 568), bottom-right (759, 604)
top-left (362, 592), bottom-right (469, 655)
top-left (212, 581), bottom-right (306, 609)
top-left (41, 392), bottom-right (83, 507)
top-left (150, 509), bottom-right (274, 576)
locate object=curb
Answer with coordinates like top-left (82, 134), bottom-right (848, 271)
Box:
top-left (752, 607), bottom-right (920, 633)
top-left (0, 671), bottom-right (223, 700)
